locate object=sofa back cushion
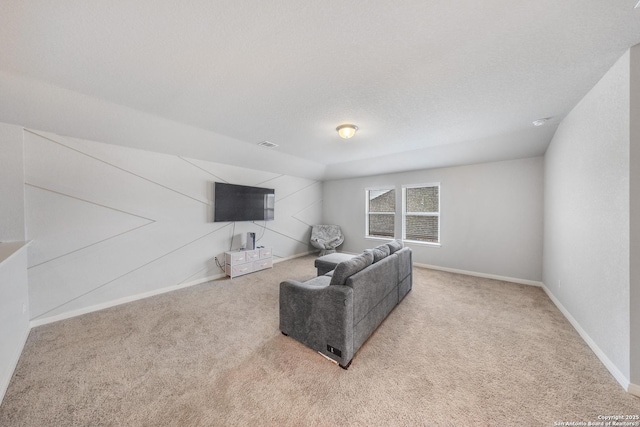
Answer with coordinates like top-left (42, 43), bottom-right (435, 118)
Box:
top-left (386, 239), bottom-right (404, 254)
top-left (330, 250), bottom-right (374, 286)
top-left (371, 244), bottom-right (390, 263)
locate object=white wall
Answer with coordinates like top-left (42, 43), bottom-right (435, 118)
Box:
top-left (323, 157), bottom-right (544, 282)
top-left (543, 50), bottom-right (631, 385)
top-left (0, 245), bottom-right (30, 404)
top-left (23, 128), bottom-right (322, 324)
top-left (0, 123), bottom-right (25, 241)
top-left (629, 44), bottom-right (640, 390)
top-left (0, 123), bottom-right (30, 404)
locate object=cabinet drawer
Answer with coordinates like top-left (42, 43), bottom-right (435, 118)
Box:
top-left (231, 263), bottom-right (253, 277)
top-left (253, 258), bottom-right (272, 271)
top-left (259, 248), bottom-right (272, 259)
top-left (228, 252), bottom-right (246, 264)
top-left (224, 248), bottom-right (272, 278)
top-left (245, 250), bottom-right (260, 261)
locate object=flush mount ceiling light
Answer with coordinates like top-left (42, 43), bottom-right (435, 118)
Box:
top-left (532, 117), bottom-right (551, 126)
top-left (336, 124), bottom-right (358, 139)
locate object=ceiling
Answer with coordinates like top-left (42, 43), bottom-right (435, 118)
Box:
top-left (1, 1), bottom-right (640, 180)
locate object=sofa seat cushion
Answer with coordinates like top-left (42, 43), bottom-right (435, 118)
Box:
top-left (315, 252), bottom-right (356, 276)
top-left (330, 251), bottom-right (374, 286)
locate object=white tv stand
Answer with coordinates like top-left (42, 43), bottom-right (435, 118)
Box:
top-left (224, 247), bottom-right (273, 278)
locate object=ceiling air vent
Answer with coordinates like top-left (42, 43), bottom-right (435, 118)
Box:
top-left (257, 140), bottom-right (279, 148)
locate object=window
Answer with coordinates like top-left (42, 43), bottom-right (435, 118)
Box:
top-left (402, 183), bottom-right (440, 244)
top-left (366, 188), bottom-right (395, 239)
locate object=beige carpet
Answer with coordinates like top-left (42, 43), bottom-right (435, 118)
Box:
top-left (1, 255), bottom-right (638, 426)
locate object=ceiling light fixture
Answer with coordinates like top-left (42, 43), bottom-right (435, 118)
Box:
top-left (336, 124), bottom-right (358, 139)
top-left (257, 140), bottom-right (278, 148)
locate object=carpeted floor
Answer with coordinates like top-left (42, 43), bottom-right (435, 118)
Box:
top-left (1, 255), bottom-right (638, 426)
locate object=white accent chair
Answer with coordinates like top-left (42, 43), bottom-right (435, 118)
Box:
top-left (310, 225), bottom-right (344, 256)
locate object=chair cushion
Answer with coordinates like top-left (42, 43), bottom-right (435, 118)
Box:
top-left (387, 239), bottom-right (404, 254)
top-left (310, 225), bottom-right (344, 250)
top-left (371, 244), bottom-right (390, 263)
top-left (330, 251), bottom-right (374, 286)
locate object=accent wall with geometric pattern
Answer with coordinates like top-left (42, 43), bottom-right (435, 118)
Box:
top-left (23, 129), bottom-right (322, 324)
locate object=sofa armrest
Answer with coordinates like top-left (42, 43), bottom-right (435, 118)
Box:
top-left (279, 278), bottom-right (331, 334)
top-left (279, 280), bottom-right (354, 365)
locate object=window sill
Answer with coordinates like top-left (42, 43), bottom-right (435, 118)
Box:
top-left (365, 236), bottom-right (395, 242)
top-left (365, 236), bottom-right (441, 248)
top-left (403, 239), bottom-right (441, 248)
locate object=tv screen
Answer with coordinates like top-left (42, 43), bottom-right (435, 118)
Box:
top-left (213, 182), bottom-right (275, 222)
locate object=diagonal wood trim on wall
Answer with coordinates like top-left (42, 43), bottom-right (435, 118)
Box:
top-left (25, 129), bottom-right (210, 205)
top-left (24, 129), bottom-right (323, 323)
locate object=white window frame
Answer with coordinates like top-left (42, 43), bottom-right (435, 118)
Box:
top-left (365, 186), bottom-right (396, 240)
top-left (402, 182), bottom-right (441, 246)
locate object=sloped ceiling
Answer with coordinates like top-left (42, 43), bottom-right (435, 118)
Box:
top-left (1, 1), bottom-right (639, 180)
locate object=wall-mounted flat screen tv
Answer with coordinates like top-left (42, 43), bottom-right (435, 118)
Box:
top-left (213, 182), bottom-right (275, 222)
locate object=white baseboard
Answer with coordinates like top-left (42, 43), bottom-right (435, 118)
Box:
top-left (0, 325), bottom-right (30, 405)
top-left (413, 265), bottom-right (635, 395)
top-left (273, 250), bottom-right (316, 263)
top-left (414, 262), bottom-right (543, 287)
top-left (629, 382), bottom-right (640, 397)
top-left (7, 250), bottom-right (314, 402)
top-left (30, 250), bottom-right (316, 328)
top-left (30, 272), bottom-right (226, 328)
top-left (540, 283), bottom-right (631, 393)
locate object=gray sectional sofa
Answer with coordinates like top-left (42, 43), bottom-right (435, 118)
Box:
top-left (279, 240), bottom-right (412, 368)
